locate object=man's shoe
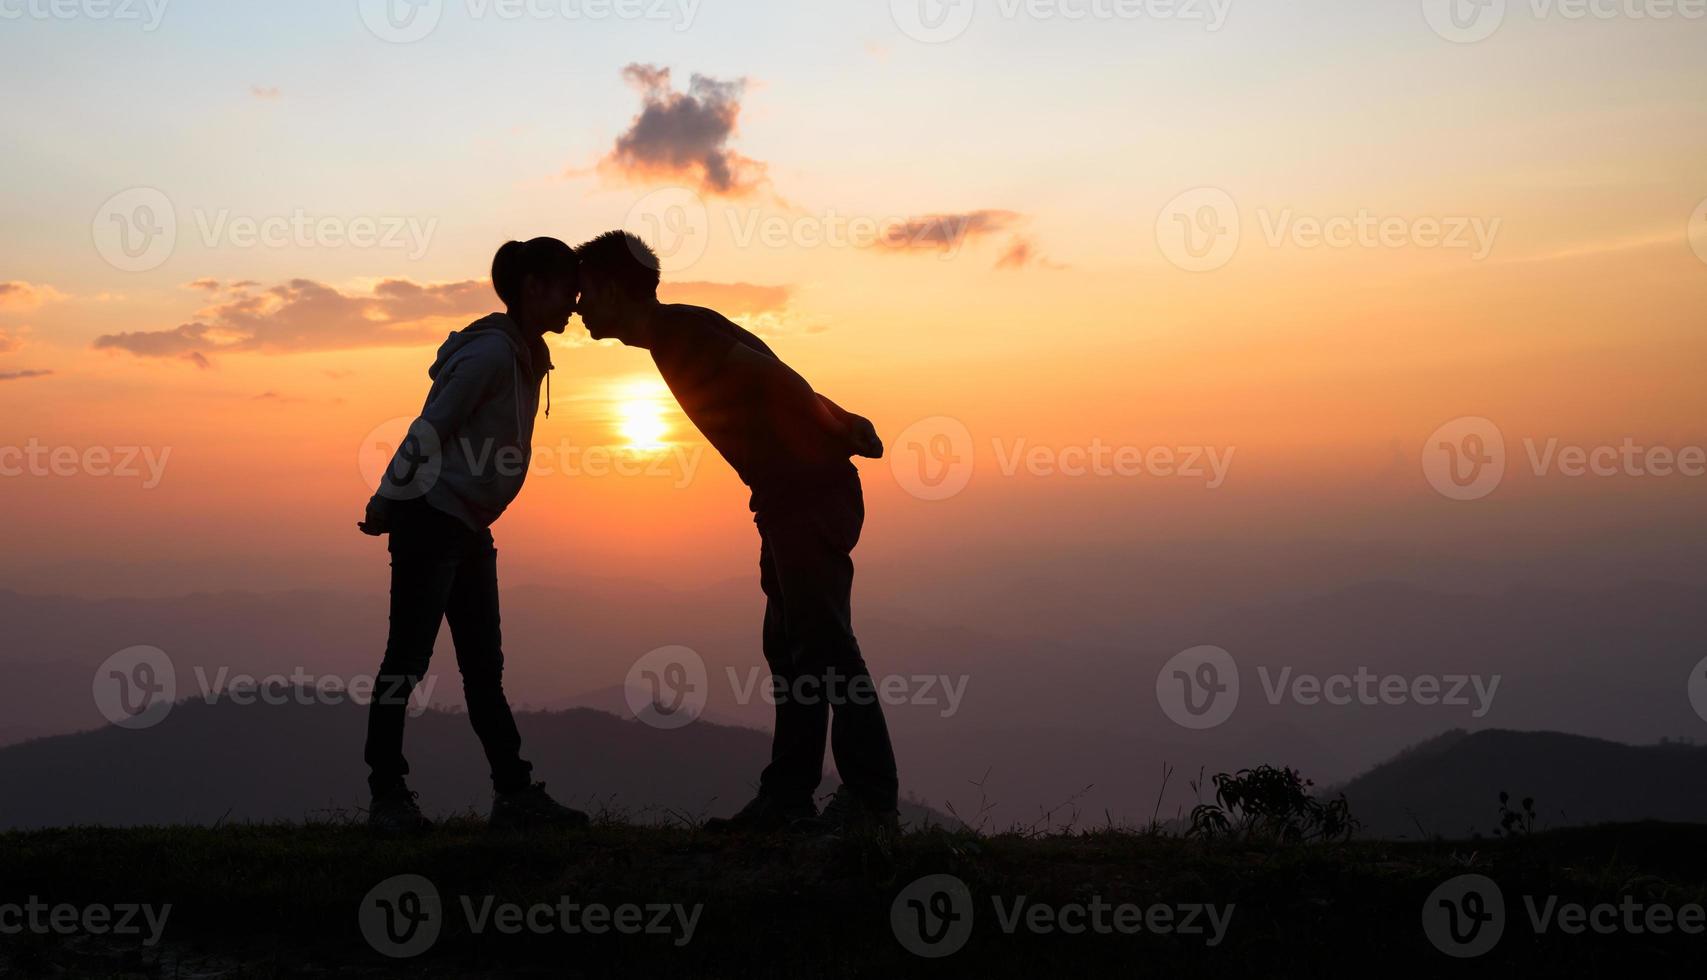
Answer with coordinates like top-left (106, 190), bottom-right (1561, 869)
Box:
top-left (368, 786), bottom-right (433, 836)
top-left (813, 785), bottom-right (900, 837)
top-left (702, 793), bottom-right (818, 835)
top-left (490, 782), bottom-right (589, 831)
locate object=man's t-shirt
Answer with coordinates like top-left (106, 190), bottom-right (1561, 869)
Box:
top-left (649, 305), bottom-right (854, 495)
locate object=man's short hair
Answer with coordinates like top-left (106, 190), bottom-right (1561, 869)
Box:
top-left (575, 230), bottom-right (662, 299)
top-left (491, 237), bottom-right (579, 309)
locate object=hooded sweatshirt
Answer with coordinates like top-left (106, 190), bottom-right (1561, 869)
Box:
top-left (377, 313), bottom-right (552, 530)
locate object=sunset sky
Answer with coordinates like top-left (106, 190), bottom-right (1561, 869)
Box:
top-left (2, 0), bottom-right (1704, 603)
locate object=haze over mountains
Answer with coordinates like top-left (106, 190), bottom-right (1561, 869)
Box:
top-left (4, 569), bottom-right (1703, 829)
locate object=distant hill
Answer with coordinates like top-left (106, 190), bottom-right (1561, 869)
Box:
top-left (1337, 729), bottom-right (1707, 838)
top-left (0, 693), bottom-right (951, 831)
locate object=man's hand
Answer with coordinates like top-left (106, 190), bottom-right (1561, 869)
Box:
top-left (847, 414), bottom-right (884, 459)
top-left (358, 494), bottom-right (393, 536)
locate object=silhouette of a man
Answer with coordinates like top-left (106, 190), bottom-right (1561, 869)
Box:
top-left (574, 230), bottom-right (900, 834)
top-left (358, 238), bottom-right (587, 834)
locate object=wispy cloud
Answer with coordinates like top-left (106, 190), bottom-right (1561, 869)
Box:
top-left (93, 278), bottom-right (491, 363)
top-left (0, 281), bottom-right (66, 312)
top-left (0, 369), bottom-right (53, 382)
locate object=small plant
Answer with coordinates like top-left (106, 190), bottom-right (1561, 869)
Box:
top-left (1494, 791), bottom-right (1537, 838)
top-left (1187, 765), bottom-right (1357, 843)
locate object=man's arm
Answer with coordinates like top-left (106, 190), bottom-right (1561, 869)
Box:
top-left (718, 343), bottom-right (883, 459)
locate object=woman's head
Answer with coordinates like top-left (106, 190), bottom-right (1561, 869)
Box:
top-left (491, 237), bottom-right (579, 334)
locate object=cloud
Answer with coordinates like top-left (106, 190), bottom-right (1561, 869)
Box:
top-left (658, 281), bottom-right (793, 318)
top-left (185, 278), bottom-right (223, 293)
top-left (867, 209), bottom-right (1024, 255)
top-left (994, 235), bottom-right (1065, 271)
top-left (93, 277), bottom-right (492, 363)
top-left (597, 64), bottom-right (768, 198)
top-left (251, 86), bottom-right (281, 100)
top-left (0, 328), bottom-right (22, 354)
top-left (0, 281), bottom-right (66, 312)
top-left (0, 369), bottom-right (52, 382)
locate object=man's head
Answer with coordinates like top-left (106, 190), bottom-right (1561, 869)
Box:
top-left (492, 237), bottom-right (579, 335)
top-left (573, 231), bottom-right (661, 343)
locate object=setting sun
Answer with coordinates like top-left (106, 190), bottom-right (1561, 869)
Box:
top-left (612, 378), bottom-right (671, 451)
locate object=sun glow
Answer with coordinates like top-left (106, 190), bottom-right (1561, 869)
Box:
top-left (611, 378), bottom-right (672, 452)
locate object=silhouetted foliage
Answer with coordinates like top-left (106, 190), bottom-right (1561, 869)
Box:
top-left (1187, 765), bottom-right (1357, 843)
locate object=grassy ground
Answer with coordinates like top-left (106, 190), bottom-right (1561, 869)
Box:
top-left (2, 820), bottom-right (1705, 977)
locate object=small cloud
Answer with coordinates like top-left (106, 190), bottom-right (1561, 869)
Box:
top-left (184, 352), bottom-right (212, 370)
top-left (868, 209), bottom-right (1024, 255)
top-left (0, 369), bottom-right (52, 382)
top-left (185, 278), bottom-right (223, 293)
top-left (0, 328), bottom-right (23, 354)
top-left (864, 41), bottom-right (892, 61)
top-left (595, 63), bottom-right (769, 198)
top-left (0, 281), bottom-right (66, 312)
top-left (250, 86), bottom-right (281, 100)
top-left (323, 369), bottom-right (355, 380)
top-left (253, 390), bottom-right (306, 404)
top-left (994, 235), bottom-right (1065, 271)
